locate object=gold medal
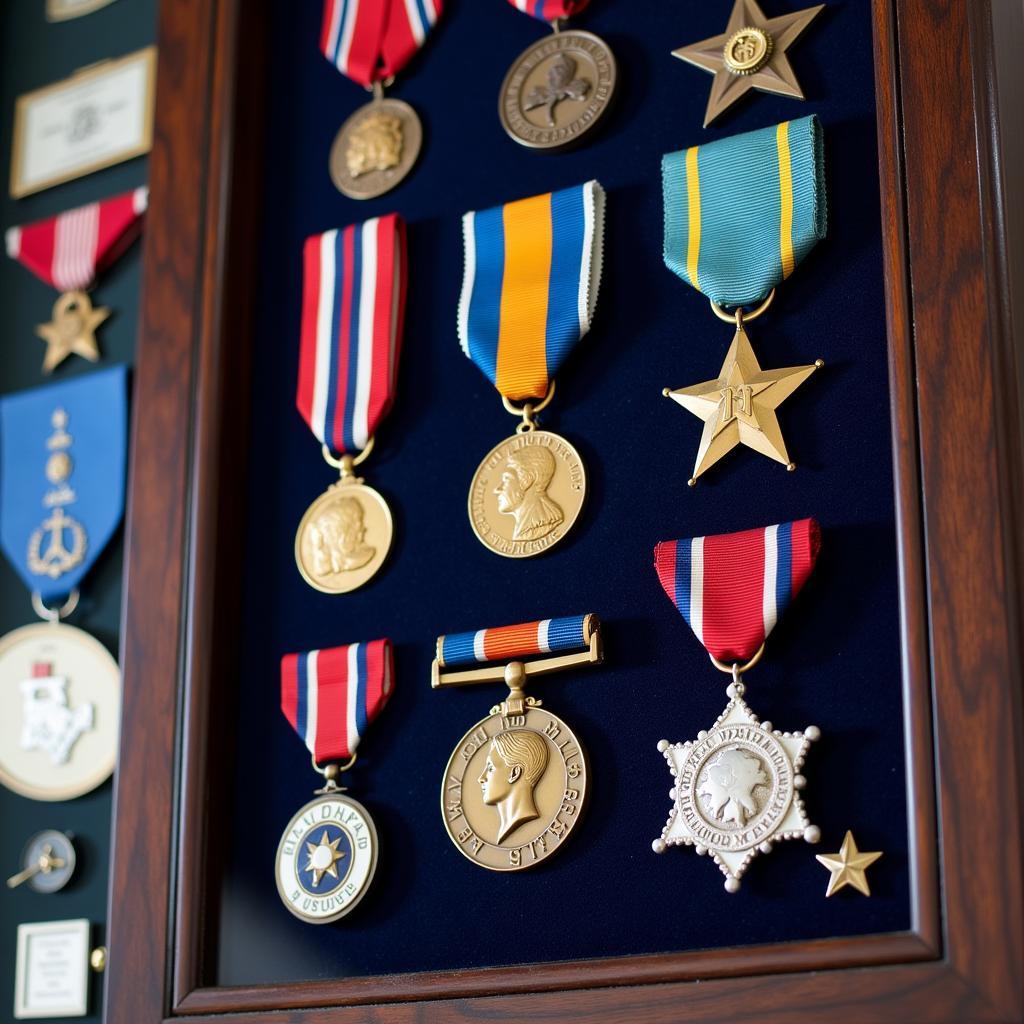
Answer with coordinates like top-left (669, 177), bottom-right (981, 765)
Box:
top-left (433, 613), bottom-right (602, 872)
top-left (499, 28), bottom-right (617, 151)
top-left (329, 92), bottom-right (423, 200)
top-left (35, 291), bottom-right (107, 375)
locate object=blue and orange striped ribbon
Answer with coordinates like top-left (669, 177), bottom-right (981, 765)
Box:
top-left (438, 613), bottom-right (594, 668)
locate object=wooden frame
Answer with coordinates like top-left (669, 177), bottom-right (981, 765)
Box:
top-left (104, 0), bottom-right (1024, 1020)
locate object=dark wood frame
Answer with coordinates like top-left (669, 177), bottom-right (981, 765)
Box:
top-left (104, 0), bottom-right (1024, 1020)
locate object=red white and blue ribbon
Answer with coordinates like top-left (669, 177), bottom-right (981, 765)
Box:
top-left (297, 214), bottom-right (406, 455)
top-left (5, 188), bottom-right (148, 293)
top-left (281, 639), bottom-right (393, 762)
top-left (321, 0), bottom-right (442, 87)
top-left (438, 613), bottom-right (593, 668)
top-left (654, 519), bottom-right (820, 664)
top-left (506, 0), bottom-right (591, 22)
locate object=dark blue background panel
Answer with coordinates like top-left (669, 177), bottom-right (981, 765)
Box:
top-left (214, 0), bottom-right (907, 984)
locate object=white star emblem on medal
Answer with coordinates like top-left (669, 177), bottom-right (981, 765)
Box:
top-left (304, 829), bottom-right (347, 886)
top-left (663, 321), bottom-right (822, 485)
top-left (652, 689), bottom-right (820, 891)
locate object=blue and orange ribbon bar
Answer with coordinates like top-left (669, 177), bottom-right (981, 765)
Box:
top-left (433, 613), bottom-right (602, 687)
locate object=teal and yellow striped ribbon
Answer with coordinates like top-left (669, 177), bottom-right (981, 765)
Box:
top-left (662, 116), bottom-right (825, 308)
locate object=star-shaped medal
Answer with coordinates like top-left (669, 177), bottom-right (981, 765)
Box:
top-left (663, 321), bottom-right (821, 484)
top-left (673, 0), bottom-right (825, 127)
top-left (304, 829), bottom-right (347, 886)
top-left (816, 831), bottom-right (882, 896)
top-left (36, 291), bottom-right (108, 374)
top-left (653, 692), bottom-right (820, 891)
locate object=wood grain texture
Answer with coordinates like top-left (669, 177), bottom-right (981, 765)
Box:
top-left (103, 0), bottom-right (1024, 1020)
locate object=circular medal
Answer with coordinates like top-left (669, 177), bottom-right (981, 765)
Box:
top-left (0, 622), bottom-right (120, 802)
top-left (295, 480), bottom-right (393, 594)
top-left (468, 430), bottom-right (586, 558)
top-left (441, 706), bottom-right (588, 871)
top-left (275, 793), bottom-right (379, 923)
top-left (499, 30), bottom-right (617, 151)
top-left (329, 98), bottom-right (422, 200)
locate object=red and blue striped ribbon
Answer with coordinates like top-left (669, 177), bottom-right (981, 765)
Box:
top-left (438, 613), bottom-right (592, 668)
top-left (281, 639), bottom-right (393, 762)
top-left (321, 0), bottom-right (442, 87)
top-left (457, 181), bottom-right (604, 402)
top-left (297, 214), bottom-right (406, 456)
top-left (506, 0), bottom-right (591, 21)
top-left (654, 519), bottom-right (820, 664)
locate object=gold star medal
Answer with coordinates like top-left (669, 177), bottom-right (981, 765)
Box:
top-left (274, 640), bottom-right (394, 924)
top-left (651, 520), bottom-right (823, 891)
top-left (660, 116), bottom-right (827, 485)
top-left (816, 831), bottom-right (882, 896)
top-left (673, 0), bottom-right (825, 127)
top-left (5, 189), bottom-right (147, 374)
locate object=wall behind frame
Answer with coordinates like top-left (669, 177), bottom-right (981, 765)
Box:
top-left (0, 2), bottom-right (155, 1021)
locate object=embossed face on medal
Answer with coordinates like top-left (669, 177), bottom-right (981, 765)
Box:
top-left (500, 31), bottom-right (616, 150)
top-left (441, 706), bottom-right (588, 871)
top-left (0, 622), bottom-right (120, 801)
top-left (295, 480), bottom-right (392, 593)
top-left (468, 431), bottom-right (586, 558)
top-left (275, 793), bottom-right (378, 923)
top-left (330, 98), bottom-right (422, 200)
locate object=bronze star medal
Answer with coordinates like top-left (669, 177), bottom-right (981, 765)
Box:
top-left (663, 313), bottom-right (822, 485)
top-left (673, 0), bottom-right (825, 127)
top-left (816, 831), bottom-right (882, 896)
top-left (36, 291), bottom-right (108, 374)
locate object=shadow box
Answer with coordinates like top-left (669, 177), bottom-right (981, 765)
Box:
top-left (103, 0), bottom-right (1024, 1020)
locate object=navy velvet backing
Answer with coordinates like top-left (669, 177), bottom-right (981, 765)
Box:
top-left (216, 0), bottom-right (909, 984)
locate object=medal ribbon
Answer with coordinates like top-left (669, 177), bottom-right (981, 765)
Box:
top-left (506, 0), bottom-right (591, 20)
top-left (297, 214), bottom-right (406, 455)
top-left (438, 613), bottom-right (593, 668)
top-left (458, 181), bottom-right (604, 402)
top-left (654, 519), bottom-right (820, 664)
top-left (281, 639), bottom-right (393, 762)
top-left (5, 188), bottom-right (148, 293)
top-left (662, 116), bottom-right (825, 308)
top-left (321, 0), bottom-right (442, 87)
top-left (0, 366), bottom-right (129, 603)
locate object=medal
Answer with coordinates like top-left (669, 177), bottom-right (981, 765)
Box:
top-left (320, 0), bottom-right (442, 198)
top-left (498, 0), bottom-right (616, 150)
top-left (651, 519), bottom-right (822, 891)
top-left (458, 182), bottom-right (604, 557)
top-left (672, 0), bottom-right (824, 127)
top-left (275, 638), bottom-right (393, 923)
top-left (5, 189), bottom-right (147, 373)
top-left (661, 117), bottom-right (826, 485)
top-left (294, 214), bottom-right (406, 594)
top-left (0, 368), bottom-right (127, 801)
top-left (433, 614), bottom-right (601, 871)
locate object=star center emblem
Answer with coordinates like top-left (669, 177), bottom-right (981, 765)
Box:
top-left (304, 829), bottom-right (347, 886)
top-left (36, 290), bottom-right (108, 375)
top-left (663, 320), bottom-right (822, 484)
top-left (816, 831), bottom-right (882, 896)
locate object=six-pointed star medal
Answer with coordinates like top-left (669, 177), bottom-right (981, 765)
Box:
top-left (35, 291), bottom-right (108, 374)
top-left (304, 829), bottom-right (347, 886)
top-left (816, 830), bottom-right (882, 896)
top-left (664, 321), bottom-right (821, 484)
top-left (672, 0), bottom-right (825, 127)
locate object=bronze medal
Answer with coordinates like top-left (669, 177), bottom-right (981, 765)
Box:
top-left (499, 29), bottom-right (616, 151)
top-left (329, 97), bottom-right (422, 200)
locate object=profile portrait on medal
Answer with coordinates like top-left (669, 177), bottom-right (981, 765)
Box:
top-left (699, 747), bottom-right (769, 827)
top-left (308, 495), bottom-right (375, 577)
top-left (495, 446), bottom-right (564, 542)
top-left (478, 728), bottom-right (550, 843)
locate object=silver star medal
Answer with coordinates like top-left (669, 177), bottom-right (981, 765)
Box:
top-left (652, 674), bottom-right (820, 891)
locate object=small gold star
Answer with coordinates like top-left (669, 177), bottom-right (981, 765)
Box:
top-left (816, 831), bottom-right (882, 897)
top-left (36, 291), bottom-right (108, 374)
top-left (304, 829), bottom-right (346, 886)
top-left (673, 0), bottom-right (825, 127)
top-left (663, 321), bottom-right (821, 483)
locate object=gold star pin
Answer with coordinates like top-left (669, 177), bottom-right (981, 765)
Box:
top-left (815, 830), bottom-right (882, 897)
top-left (673, 0), bottom-right (825, 127)
top-left (304, 829), bottom-right (347, 887)
top-left (36, 291), bottom-right (108, 374)
top-left (663, 318), bottom-right (821, 485)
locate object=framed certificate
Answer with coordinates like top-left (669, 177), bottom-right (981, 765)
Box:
top-left (14, 919), bottom-right (90, 1019)
top-left (9, 46), bottom-right (156, 199)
